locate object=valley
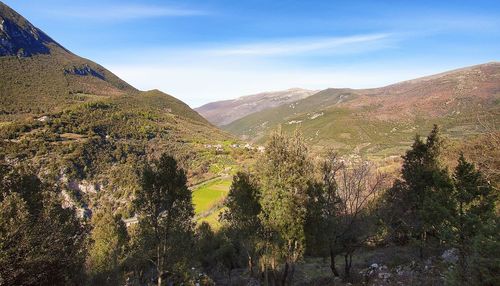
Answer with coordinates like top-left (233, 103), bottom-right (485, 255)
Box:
top-left (0, 1), bottom-right (498, 286)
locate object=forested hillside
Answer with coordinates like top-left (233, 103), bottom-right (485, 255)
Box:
top-left (0, 1), bottom-right (243, 220)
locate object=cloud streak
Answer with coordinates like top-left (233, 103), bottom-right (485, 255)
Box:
top-left (44, 4), bottom-right (207, 21)
top-left (207, 34), bottom-right (393, 56)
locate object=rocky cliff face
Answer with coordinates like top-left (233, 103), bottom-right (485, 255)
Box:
top-left (0, 2), bottom-right (65, 57)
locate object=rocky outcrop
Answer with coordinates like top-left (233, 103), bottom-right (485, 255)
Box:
top-left (441, 248), bottom-right (459, 264)
top-left (68, 179), bottom-right (101, 194)
top-left (64, 64), bottom-right (106, 80)
top-left (60, 190), bottom-right (90, 218)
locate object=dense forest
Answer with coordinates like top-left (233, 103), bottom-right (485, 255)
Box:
top-left (1, 125), bottom-right (498, 286)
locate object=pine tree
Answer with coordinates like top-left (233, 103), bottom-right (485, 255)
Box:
top-left (384, 125), bottom-right (454, 258)
top-left (0, 164), bottom-right (87, 286)
top-left (304, 150), bottom-right (342, 276)
top-left (87, 206), bottom-right (129, 285)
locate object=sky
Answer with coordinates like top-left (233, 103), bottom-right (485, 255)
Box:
top-left (4, 0), bottom-right (500, 107)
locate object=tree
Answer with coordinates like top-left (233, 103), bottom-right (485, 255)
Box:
top-left (468, 221), bottom-right (500, 286)
top-left (307, 152), bottom-right (386, 280)
top-left (305, 150), bottom-right (342, 276)
top-left (134, 154), bottom-right (195, 286)
top-left (449, 154), bottom-right (497, 285)
top-left (258, 129), bottom-right (312, 286)
top-left (383, 125), bottom-right (454, 258)
top-left (87, 206), bottom-right (129, 285)
top-left (334, 161), bottom-right (386, 279)
top-left (221, 171), bottom-right (261, 276)
top-left (0, 164), bottom-right (87, 286)
top-left (195, 223), bottom-right (238, 283)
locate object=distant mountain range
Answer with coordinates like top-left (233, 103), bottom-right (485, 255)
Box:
top-left (195, 88), bottom-right (317, 126)
top-left (210, 63), bottom-right (499, 157)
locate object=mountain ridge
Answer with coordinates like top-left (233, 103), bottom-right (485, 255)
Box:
top-left (223, 62), bottom-right (500, 157)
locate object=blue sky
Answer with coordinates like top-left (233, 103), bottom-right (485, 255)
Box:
top-left (4, 0), bottom-right (500, 107)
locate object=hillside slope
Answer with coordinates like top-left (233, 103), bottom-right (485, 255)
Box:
top-left (225, 62), bottom-right (500, 158)
top-left (195, 88), bottom-right (317, 126)
top-left (0, 1), bottom-right (237, 216)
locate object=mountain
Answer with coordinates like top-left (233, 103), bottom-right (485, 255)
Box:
top-left (0, 1), bottom-right (209, 125)
top-left (195, 88), bottom-right (317, 126)
top-left (0, 2), bottom-right (142, 117)
top-left (0, 2), bottom-right (238, 216)
top-left (224, 62), bottom-right (500, 158)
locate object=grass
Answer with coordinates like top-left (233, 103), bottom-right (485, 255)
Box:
top-left (192, 178), bottom-right (232, 230)
top-left (192, 178), bottom-right (231, 214)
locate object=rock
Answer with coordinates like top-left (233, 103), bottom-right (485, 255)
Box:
top-left (68, 180), bottom-right (100, 194)
top-left (441, 248), bottom-right (459, 264)
top-left (378, 272), bottom-right (391, 280)
top-left (37, 115), bottom-right (50, 122)
top-left (64, 64), bottom-right (105, 80)
top-left (395, 266), bottom-right (404, 276)
top-left (246, 278), bottom-right (260, 286)
top-left (60, 190), bottom-right (74, 208)
top-left (370, 263), bottom-right (379, 269)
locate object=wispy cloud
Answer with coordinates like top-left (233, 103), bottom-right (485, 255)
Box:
top-left (207, 34), bottom-right (393, 56)
top-left (108, 61), bottom-right (447, 108)
top-left (99, 33), bottom-right (401, 106)
top-left (44, 4), bottom-right (207, 21)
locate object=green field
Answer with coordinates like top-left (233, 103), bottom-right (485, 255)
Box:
top-left (192, 178), bottom-right (231, 215)
top-left (197, 207), bottom-right (227, 230)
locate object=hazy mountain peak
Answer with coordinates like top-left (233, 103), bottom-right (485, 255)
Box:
top-left (195, 88), bottom-right (318, 126)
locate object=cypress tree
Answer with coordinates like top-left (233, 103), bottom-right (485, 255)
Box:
top-left (450, 154), bottom-right (496, 285)
top-left (385, 125), bottom-right (454, 258)
top-left (258, 129), bottom-right (312, 286)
